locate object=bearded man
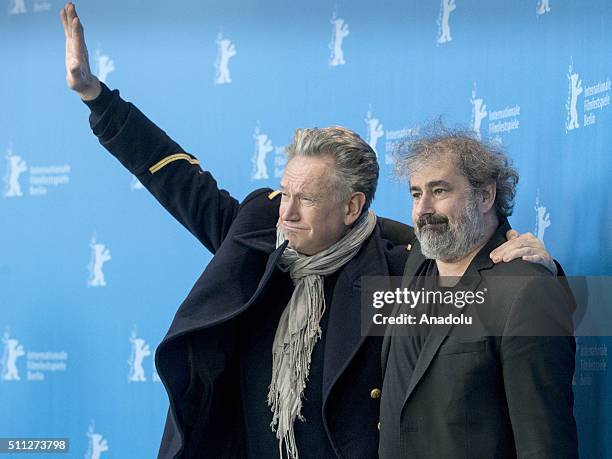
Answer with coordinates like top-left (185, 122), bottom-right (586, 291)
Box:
top-left (379, 129), bottom-right (578, 458)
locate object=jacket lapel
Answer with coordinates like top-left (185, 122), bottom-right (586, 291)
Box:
top-left (246, 242), bottom-right (289, 309)
top-left (231, 226), bottom-right (289, 308)
top-left (381, 240), bottom-right (425, 375)
top-left (400, 219), bottom-right (510, 406)
top-left (164, 228), bottom-right (285, 342)
top-left (322, 228), bottom-right (389, 402)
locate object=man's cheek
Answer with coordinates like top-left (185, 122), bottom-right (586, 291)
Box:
top-left (411, 211), bottom-right (418, 228)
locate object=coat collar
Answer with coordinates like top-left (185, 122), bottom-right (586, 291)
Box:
top-left (400, 218), bottom-right (511, 407)
top-left (163, 228), bottom-right (283, 343)
top-left (457, 217), bottom-right (510, 287)
top-left (231, 227), bottom-right (278, 254)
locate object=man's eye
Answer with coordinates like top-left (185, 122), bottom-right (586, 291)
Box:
top-left (412, 193), bottom-right (421, 199)
top-left (433, 189), bottom-right (447, 196)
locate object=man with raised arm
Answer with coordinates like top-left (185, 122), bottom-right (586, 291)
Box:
top-left (61, 3), bottom-right (561, 458)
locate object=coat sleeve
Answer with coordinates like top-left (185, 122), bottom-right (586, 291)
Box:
top-left (553, 261), bottom-right (578, 313)
top-left (378, 216), bottom-right (416, 247)
top-left (500, 276), bottom-right (579, 458)
top-left (84, 83), bottom-right (239, 254)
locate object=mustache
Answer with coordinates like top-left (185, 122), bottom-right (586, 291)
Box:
top-left (416, 213), bottom-right (449, 230)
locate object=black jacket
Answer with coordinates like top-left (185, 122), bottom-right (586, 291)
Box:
top-left (379, 220), bottom-right (578, 458)
top-left (85, 84), bottom-right (415, 458)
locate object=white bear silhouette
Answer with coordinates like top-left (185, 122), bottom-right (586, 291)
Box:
top-left (5, 154), bottom-right (27, 197)
top-left (214, 35), bottom-right (237, 85)
top-left (2, 336), bottom-right (25, 381)
top-left (329, 17), bottom-right (350, 67)
top-left (437, 0), bottom-right (456, 44)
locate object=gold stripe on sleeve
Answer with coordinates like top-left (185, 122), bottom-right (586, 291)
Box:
top-left (268, 190), bottom-right (281, 200)
top-left (149, 153), bottom-right (200, 174)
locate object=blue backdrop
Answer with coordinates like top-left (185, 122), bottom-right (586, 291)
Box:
top-left (1, 0), bottom-right (610, 457)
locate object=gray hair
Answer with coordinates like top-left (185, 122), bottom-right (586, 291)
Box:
top-left (394, 123), bottom-right (519, 218)
top-left (286, 126), bottom-right (379, 212)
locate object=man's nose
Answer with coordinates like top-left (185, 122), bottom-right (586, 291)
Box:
top-left (281, 198), bottom-right (300, 221)
top-left (414, 194), bottom-right (434, 218)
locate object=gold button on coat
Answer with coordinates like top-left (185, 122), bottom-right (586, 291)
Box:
top-left (370, 388), bottom-right (381, 399)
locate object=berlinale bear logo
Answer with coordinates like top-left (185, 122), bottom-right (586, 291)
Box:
top-left (534, 194), bottom-right (551, 242)
top-left (128, 329), bottom-right (151, 383)
top-left (251, 126), bottom-right (274, 180)
top-left (85, 422), bottom-right (109, 459)
top-left (437, 0), bottom-right (456, 44)
top-left (470, 84), bottom-right (488, 140)
top-left (365, 109), bottom-right (384, 158)
top-left (1, 330), bottom-right (25, 381)
top-left (214, 33), bottom-right (237, 85)
top-left (8, 0), bottom-right (27, 15)
top-left (87, 235), bottom-right (112, 287)
top-left (3, 151), bottom-right (27, 198)
top-left (329, 13), bottom-right (350, 67)
top-left (565, 61), bottom-right (583, 132)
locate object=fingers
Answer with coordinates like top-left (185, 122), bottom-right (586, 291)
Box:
top-left (505, 230), bottom-right (539, 245)
top-left (497, 246), bottom-right (538, 262)
top-left (60, 7), bottom-right (69, 38)
top-left (65, 4), bottom-right (88, 70)
top-left (491, 238), bottom-right (520, 261)
top-left (505, 229), bottom-right (519, 240)
top-left (522, 254), bottom-right (557, 275)
top-left (491, 240), bottom-right (530, 262)
top-left (491, 232), bottom-right (542, 260)
top-left (522, 254), bottom-right (543, 263)
top-left (491, 240), bottom-right (552, 266)
top-left (65, 2), bottom-right (76, 25)
top-left (60, 3), bottom-right (80, 41)
top-left (72, 16), bottom-right (86, 54)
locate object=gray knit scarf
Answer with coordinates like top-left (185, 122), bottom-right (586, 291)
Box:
top-left (268, 210), bottom-right (377, 459)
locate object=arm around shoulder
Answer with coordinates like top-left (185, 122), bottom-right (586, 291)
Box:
top-left (378, 216), bottom-right (415, 246)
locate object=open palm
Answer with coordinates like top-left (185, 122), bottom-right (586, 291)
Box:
top-left (60, 2), bottom-right (100, 100)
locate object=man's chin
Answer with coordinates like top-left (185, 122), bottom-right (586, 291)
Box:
top-left (287, 239), bottom-right (320, 256)
top-left (286, 238), bottom-right (303, 251)
top-left (420, 246), bottom-right (460, 262)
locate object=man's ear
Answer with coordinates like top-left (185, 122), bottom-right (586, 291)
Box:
top-left (345, 192), bottom-right (367, 225)
top-left (480, 183), bottom-right (496, 213)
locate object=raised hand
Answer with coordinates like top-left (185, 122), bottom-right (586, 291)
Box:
top-left (60, 2), bottom-right (101, 100)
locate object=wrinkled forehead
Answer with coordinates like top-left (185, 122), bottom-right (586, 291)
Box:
top-left (408, 154), bottom-right (460, 187)
top-left (280, 155), bottom-right (336, 194)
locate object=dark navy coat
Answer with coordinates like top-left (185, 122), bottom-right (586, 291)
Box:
top-left (85, 84), bottom-right (415, 458)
